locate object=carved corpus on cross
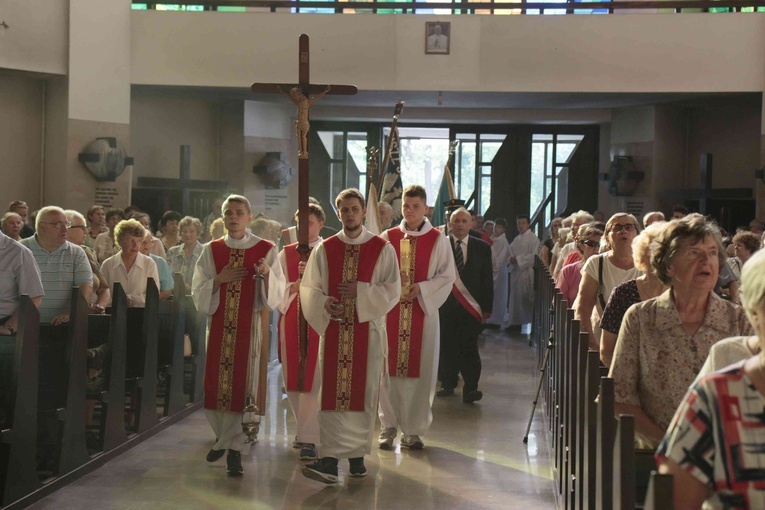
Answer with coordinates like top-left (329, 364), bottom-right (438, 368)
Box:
top-left (251, 34), bottom-right (357, 391)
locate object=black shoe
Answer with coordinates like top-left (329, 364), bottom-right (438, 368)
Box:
top-left (349, 457), bottom-right (367, 477)
top-left (463, 390), bottom-right (483, 403)
top-left (206, 448), bottom-right (226, 462)
top-left (226, 450), bottom-right (243, 476)
top-left (302, 457), bottom-right (339, 484)
top-left (436, 388), bottom-right (455, 397)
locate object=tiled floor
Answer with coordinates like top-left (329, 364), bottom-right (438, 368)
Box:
top-left (30, 329), bottom-right (556, 510)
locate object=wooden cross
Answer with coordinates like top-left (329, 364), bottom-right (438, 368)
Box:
top-left (663, 153), bottom-right (752, 214)
top-left (136, 145), bottom-right (229, 214)
top-left (251, 33), bottom-right (357, 391)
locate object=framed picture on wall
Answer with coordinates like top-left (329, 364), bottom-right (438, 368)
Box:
top-left (425, 22), bottom-right (450, 55)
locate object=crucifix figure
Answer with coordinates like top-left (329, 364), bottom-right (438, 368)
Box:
top-left (278, 85), bottom-right (331, 159)
top-left (251, 34), bottom-right (357, 391)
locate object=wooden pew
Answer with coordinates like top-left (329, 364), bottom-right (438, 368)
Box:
top-left (596, 377), bottom-right (616, 510)
top-left (567, 329), bottom-right (587, 510)
top-left (563, 314), bottom-right (579, 508)
top-left (185, 293), bottom-right (206, 404)
top-left (157, 273), bottom-right (187, 417)
top-left (127, 278), bottom-right (160, 433)
top-left (580, 349), bottom-right (601, 510)
top-left (0, 296), bottom-right (41, 505)
top-left (87, 283), bottom-right (129, 452)
top-left (56, 288), bottom-right (90, 474)
top-left (612, 415), bottom-right (636, 510)
top-left (36, 287), bottom-right (90, 479)
top-left (643, 472), bottom-right (673, 510)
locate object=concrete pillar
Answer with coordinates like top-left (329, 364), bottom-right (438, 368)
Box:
top-left (43, 0), bottom-right (132, 213)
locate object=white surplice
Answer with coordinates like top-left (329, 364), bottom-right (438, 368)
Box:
top-left (378, 219), bottom-right (455, 437)
top-left (507, 229), bottom-right (541, 326)
top-left (192, 231), bottom-right (286, 451)
top-left (277, 237), bottom-right (323, 446)
top-left (299, 228), bottom-right (400, 459)
top-left (487, 232), bottom-right (510, 326)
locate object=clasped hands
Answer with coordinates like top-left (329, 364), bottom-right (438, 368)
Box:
top-left (323, 280), bottom-right (358, 317)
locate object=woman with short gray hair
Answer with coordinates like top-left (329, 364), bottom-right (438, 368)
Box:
top-left (609, 213), bottom-right (753, 448)
top-left (167, 216), bottom-right (204, 291)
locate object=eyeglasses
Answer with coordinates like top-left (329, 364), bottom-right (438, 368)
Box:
top-left (611, 224), bottom-right (636, 234)
top-left (580, 239), bottom-right (600, 248)
top-left (41, 221), bottom-right (71, 230)
top-left (68, 225), bottom-right (87, 231)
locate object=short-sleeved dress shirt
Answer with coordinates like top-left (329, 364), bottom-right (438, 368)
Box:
top-left (148, 253), bottom-right (174, 292)
top-left (0, 232), bottom-right (44, 320)
top-left (167, 242), bottom-right (204, 288)
top-left (19, 236), bottom-right (92, 323)
top-left (101, 252), bottom-right (159, 307)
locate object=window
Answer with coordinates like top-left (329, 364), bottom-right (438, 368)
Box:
top-left (530, 133), bottom-right (584, 224)
top-left (318, 131), bottom-right (368, 201)
top-left (383, 127), bottom-right (450, 207)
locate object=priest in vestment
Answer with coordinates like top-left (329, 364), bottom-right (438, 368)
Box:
top-left (507, 215), bottom-right (541, 330)
top-left (378, 185), bottom-right (455, 451)
top-left (192, 194), bottom-right (286, 476)
top-left (486, 218), bottom-right (510, 328)
top-left (277, 203), bottom-right (325, 461)
top-left (300, 188), bottom-right (400, 484)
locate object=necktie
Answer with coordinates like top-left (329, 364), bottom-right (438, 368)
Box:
top-left (454, 239), bottom-right (464, 272)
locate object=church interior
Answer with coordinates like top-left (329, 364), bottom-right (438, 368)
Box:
top-left (3, 1), bottom-right (765, 508)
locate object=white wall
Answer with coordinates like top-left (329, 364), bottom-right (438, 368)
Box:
top-left (69, 0), bottom-right (131, 124)
top-left (132, 12), bottom-right (765, 93)
top-left (0, 74), bottom-right (44, 210)
top-left (0, 0), bottom-right (68, 75)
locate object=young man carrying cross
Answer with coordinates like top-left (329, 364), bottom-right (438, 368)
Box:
top-left (192, 195), bottom-right (286, 476)
top-left (378, 184), bottom-right (456, 450)
top-left (277, 202), bottom-right (325, 461)
top-left (299, 188), bottom-right (400, 484)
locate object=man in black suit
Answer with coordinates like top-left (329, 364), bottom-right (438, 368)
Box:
top-left (437, 208), bottom-right (493, 403)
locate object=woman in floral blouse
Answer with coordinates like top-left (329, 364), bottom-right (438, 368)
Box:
top-left (609, 214), bottom-right (753, 448)
top-left (657, 247), bottom-right (765, 510)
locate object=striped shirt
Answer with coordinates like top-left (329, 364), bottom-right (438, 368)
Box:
top-left (19, 236), bottom-right (92, 323)
top-left (0, 232), bottom-right (44, 320)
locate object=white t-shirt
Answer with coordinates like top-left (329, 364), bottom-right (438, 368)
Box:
top-left (580, 253), bottom-right (642, 337)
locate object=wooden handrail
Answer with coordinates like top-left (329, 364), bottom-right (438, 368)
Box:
top-left (140, 0), bottom-right (765, 12)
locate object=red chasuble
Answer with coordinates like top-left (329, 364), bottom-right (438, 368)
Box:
top-left (321, 234), bottom-right (387, 412)
top-left (204, 238), bottom-right (274, 413)
top-left (279, 243), bottom-right (320, 392)
top-left (385, 227), bottom-right (440, 378)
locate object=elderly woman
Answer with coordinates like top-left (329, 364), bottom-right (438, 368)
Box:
top-left (167, 216), bottom-right (204, 291)
top-left (553, 211), bottom-right (594, 278)
top-left (728, 230), bottom-right (760, 280)
top-left (84, 205), bottom-right (107, 249)
top-left (64, 210), bottom-right (110, 314)
top-left (100, 219), bottom-right (159, 308)
top-left (556, 223), bottom-right (603, 304)
top-left (210, 217), bottom-right (226, 241)
top-left (1, 212), bottom-right (23, 241)
top-left (131, 212), bottom-right (166, 258)
top-left (140, 230), bottom-right (173, 301)
top-left (656, 248), bottom-right (765, 509)
top-left (540, 217), bottom-right (563, 270)
top-left (158, 210), bottom-right (183, 252)
top-left (93, 209), bottom-right (125, 264)
top-left (575, 213), bottom-right (643, 350)
top-left (609, 214), bottom-right (753, 448)
top-left (599, 222), bottom-right (669, 368)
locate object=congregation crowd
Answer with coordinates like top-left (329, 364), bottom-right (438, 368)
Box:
top-left (5, 191), bottom-right (765, 508)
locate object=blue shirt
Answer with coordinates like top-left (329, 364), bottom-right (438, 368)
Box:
top-left (0, 232), bottom-right (44, 320)
top-left (149, 253), bottom-right (174, 292)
